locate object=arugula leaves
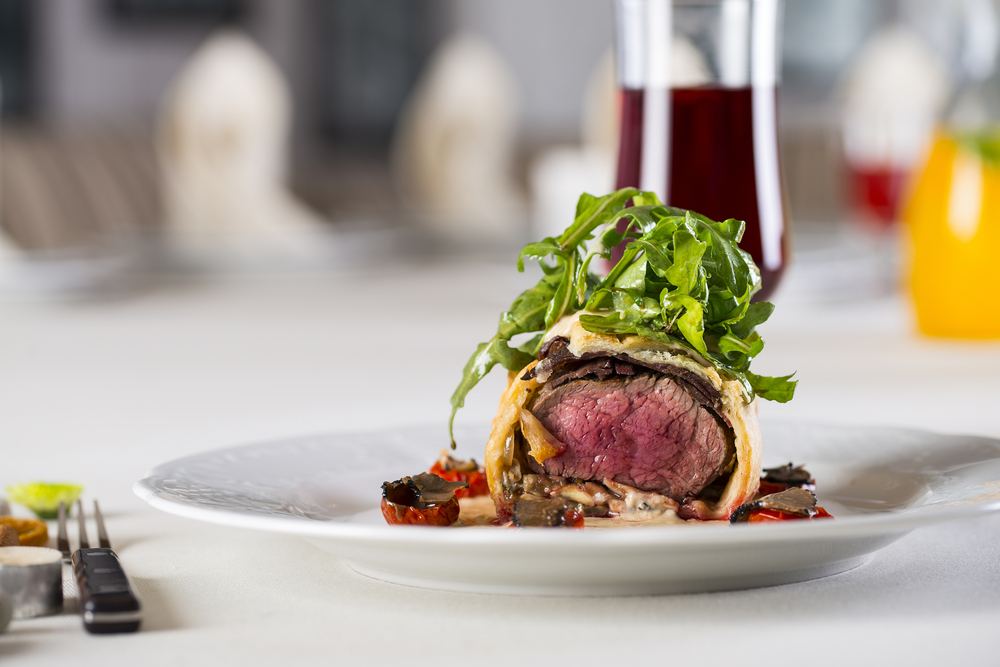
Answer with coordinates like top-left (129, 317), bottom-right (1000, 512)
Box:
top-left (448, 188), bottom-right (796, 445)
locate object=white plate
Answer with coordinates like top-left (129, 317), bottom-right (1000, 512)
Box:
top-left (133, 422), bottom-right (1000, 595)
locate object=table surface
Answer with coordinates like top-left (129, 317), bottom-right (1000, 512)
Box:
top-left (1, 256), bottom-right (999, 666)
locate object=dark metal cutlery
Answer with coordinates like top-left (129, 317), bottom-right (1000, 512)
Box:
top-left (57, 500), bottom-right (142, 633)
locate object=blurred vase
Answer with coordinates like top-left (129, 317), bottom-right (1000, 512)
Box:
top-left (391, 32), bottom-right (523, 244)
top-left (158, 30), bottom-right (332, 266)
top-left (841, 26), bottom-right (950, 228)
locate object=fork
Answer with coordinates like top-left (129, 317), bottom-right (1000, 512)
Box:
top-left (57, 500), bottom-right (142, 633)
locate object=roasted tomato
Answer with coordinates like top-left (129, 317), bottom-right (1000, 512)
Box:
top-left (731, 487), bottom-right (834, 523)
top-left (381, 473), bottom-right (468, 526)
top-left (429, 451), bottom-right (489, 498)
top-left (746, 506), bottom-right (833, 522)
top-left (757, 480), bottom-right (791, 497)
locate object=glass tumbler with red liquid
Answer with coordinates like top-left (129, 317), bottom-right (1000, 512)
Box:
top-left (614, 0), bottom-right (788, 301)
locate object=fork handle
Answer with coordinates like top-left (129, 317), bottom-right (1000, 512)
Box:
top-left (72, 548), bottom-right (142, 634)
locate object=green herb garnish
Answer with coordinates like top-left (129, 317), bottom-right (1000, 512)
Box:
top-left (957, 128), bottom-right (1000, 169)
top-left (449, 188), bottom-right (797, 445)
top-left (955, 127), bottom-right (1000, 169)
top-left (7, 482), bottom-right (84, 519)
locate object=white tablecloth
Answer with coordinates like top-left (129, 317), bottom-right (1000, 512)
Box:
top-left (2, 257), bottom-right (999, 665)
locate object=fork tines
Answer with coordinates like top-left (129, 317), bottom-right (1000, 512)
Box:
top-left (57, 501), bottom-right (71, 560)
top-left (76, 500), bottom-right (90, 549)
top-left (93, 500), bottom-right (111, 549)
top-left (58, 499), bottom-right (114, 557)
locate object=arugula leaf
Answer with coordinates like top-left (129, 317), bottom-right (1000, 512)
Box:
top-left (663, 225), bottom-right (708, 294)
top-left (559, 189), bottom-right (638, 250)
top-left (745, 371), bottom-right (798, 403)
top-left (717, 331), bottom-right (764, 360)
top-left (449, 187), bottom-right (796, 444)
top-left (614, 256), bottom-right (649, 292)
top-left (518, 239), bottom-right (565, 271)
top-left (731, 301), bottom-right (774, 339)
top-left (661, 292), bottom-right (707, 355)
top-left (579, 310), bottom-right (639, 334)
top-left (545, 253), bottom-right (576, 330)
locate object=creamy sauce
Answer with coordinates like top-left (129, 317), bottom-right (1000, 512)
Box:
top-left (543, 311), bottom-right (593, 342)
top-left (455, 496), bottom-right (498, 526)
top-left (583, 513), bottom-right (689, 528)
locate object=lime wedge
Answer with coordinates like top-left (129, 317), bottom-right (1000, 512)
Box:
top-left (6, 483), bottom-right (84, 520)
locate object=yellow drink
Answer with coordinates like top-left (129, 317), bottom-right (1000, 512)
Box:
top-left (904, 132), bottom-right (1000, 338)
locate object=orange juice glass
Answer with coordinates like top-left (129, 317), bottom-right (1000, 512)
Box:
top-left (904, 131), bottom-right (1000, 338)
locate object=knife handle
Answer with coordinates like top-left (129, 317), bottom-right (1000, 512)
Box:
top-left (72, 548), bottom-right (142, 634)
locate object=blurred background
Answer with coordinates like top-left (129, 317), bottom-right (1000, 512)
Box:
top-left (0, 0), bottom-right (990, 293)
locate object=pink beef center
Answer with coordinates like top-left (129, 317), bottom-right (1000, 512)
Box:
top-left (527, 374), bottom-right (731, 501)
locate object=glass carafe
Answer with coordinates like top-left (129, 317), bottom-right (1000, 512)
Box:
top-left (613, 0), bottom-right (788, 301)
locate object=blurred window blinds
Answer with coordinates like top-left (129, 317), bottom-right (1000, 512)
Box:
top-left (312, 0), bottom-right (445, 145)
top-left (0, 0), bottom-right (33, 117)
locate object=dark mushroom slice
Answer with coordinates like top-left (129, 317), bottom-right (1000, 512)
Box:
top-left (761, 463), bottom-right (816, 492)
top-left (382, 472), bottom-right (469, 507)
top-left (381, 472), bottom-right (469, 526)
top-left (730, 487), bottom-right (819, 523)
top-left (521, 473), bottom-right (569, 498)
top-left (432, 451), bottom-right (480, 473)
top-left (511, 497), bottom-right (585, 528)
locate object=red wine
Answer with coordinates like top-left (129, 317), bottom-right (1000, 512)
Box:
top-left (614, 86), bottom-right (788, 301)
